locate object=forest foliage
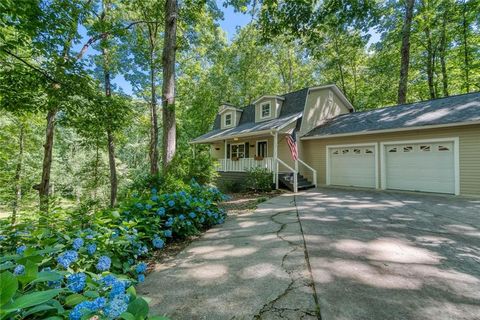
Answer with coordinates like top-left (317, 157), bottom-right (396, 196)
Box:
top-left (0, 0), bottom-right (479, 216)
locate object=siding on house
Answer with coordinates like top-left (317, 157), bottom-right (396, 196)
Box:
top-left (254, 97), bottom-right (283, 122)
top-left (299, 88), bottom-right (351, 136)
top-left (301, 124), bottom-right (480, 196)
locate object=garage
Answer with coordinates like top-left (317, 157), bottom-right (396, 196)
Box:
top-left (381, 139), bottom-right (459, 194)
top-left (327, 144), bottom-right (377, 188)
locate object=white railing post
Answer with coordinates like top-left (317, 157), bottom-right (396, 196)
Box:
top-left (273, 132), bottom-right (278, 188)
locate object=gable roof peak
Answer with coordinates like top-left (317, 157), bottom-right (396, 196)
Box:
top-left (252, 95), bottom-right (286, 105)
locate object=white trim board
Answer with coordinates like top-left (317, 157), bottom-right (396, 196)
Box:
top-left (326, 143), bottom-right (379, 189)
top-left (301, 120), bottom-right (480, 140)
top-left (380, 137), bottom-right (460, 195)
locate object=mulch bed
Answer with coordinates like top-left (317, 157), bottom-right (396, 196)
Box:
top-left (146, 190), bottom-right (283, 269)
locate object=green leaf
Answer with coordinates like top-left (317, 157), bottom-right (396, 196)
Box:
top-left (0, 271), bottom-right (18, 305)
top-left (30, 271), bottom-right (62, 284)
top-left (2, 289), bottom-right (62, 312)
top-left (21, 304), bottom-right (56, 317)
top-left (65, 293), bottom-right (86, 306)
top-left (0, 262), bottom-right (14, 271)
top-left (126, 297), bottom-right (149, 319)
top-left (83, 290), bottom-right (99, 298)
top-left (126, 285), bottom-right (136, 297)
top-left (120, 312), bottom-right (136, 320)
top-left (17, 260), bottom-right (38, 285)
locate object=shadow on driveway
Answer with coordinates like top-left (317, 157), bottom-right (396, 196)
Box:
top-left (296, 187), bottom-right (480, 320)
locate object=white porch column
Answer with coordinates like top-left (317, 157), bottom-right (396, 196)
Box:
top-left (224, 139), bottom-right (227, 172)
top-left (273, 131), bottom-right (279, 189)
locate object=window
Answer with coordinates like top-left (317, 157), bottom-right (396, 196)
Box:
top-left (257, 141), bottom-right (268, 157)
top-left (420, 145), bottom-right (431, 152)
top-left (438, 145), bottom-right (450, 151)
top-left (342, 149), bottom-right (350, 154)
top-left (388, 147), bottom-right (397, 153)
top-left (403, 146), bottom-right (413, 152)
top-left (231, 144), bottom-right (245, 158)
top-left (224, 113), bottom-right (232, 126)
top-left (353, 148), bottom-right (361, 154)
top-left (332, 150), bottom-right (339, 155)
top-left (365, 148), bottom-right (373, 154)
top-left (260, 102), bottom-right (271, 118)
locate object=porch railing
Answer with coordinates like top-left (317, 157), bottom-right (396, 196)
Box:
top-left (217, 157), bottom-right (274, 172)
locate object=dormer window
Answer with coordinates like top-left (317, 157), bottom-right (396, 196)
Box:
top-left (224, 112), bottom-right (232, 127)
top-left (260, 102), bottom-right (271, 119)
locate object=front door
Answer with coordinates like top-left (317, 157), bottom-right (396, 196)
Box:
top-left (257, 141), bottom-right (268, 157)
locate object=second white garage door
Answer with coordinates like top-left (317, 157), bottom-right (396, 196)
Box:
top-left (383, 141), bottom-right (456, 194)
top-left (328, 145), bottom-right (377, 188)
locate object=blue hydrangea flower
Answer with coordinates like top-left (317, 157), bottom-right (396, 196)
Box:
top-left (179, 214), bottom-right (186, 221)
top-left (199, 217), bottom-right (205, 223)
top-left (165, 217), bottom-right (173, 227)
top-left (57, 250), bottom-right (78, 269)
top-left (214, 213), bottom-right (219, 219)
top-left (145, 204), bottom-right (152, 210)
top-left (109, 279), bottom-right (126, 298)
top-left (135, 262), bottom-right (147, 274)
top-left (188, 212), bottom-right (196, 219)
top-left (72, 238), bottom-right (84, 250)
top-left (135, 203), bottom-right (143, 209)
top-left (13, 264), bottom-right (25, 276)
top-left (16, 245), bottom-right (26, 255)
top-left (164, 230), bottom-right (172, 237)
top-left (168, 200), bottom-right (175, 207)
top-left (151, 188), bottom-right (157, 194)
top-left (104, 294), bottom-right (129, 319)
top-left (0, 235), bottom-right (6, 241)
top-left (151, 195), bottom-right (159, 202)
top-left (218, 218), bottom-right (225, 224)
top-left (156, 207), bottom-right (166, 216)
top-left (101, 274), bottom-right (117, 287)
top-left (67, 272), bottom-right (87, 293)
top-left (69, 297), bottom-right (106, 320)
top-left (136, 246), bottom-right (148, 256)
top-left (85, 234), bottom-right (94, 240)
top-left (86, 243), bottom-right (96, 255)
top-left (186, 221), bottom-right (192, 226)
top-left (96, 256), bottom-right (111, 271)
top-left (137, 274), bottom-right (145, 283)
top-left (152, 237), bottom-right (164, 249)
top-left (185, 200), bottom-right (191, 206)
top-left (111, 229), bottom-right (120, 239)
top-left (207, 211), bottom-right (212, 217)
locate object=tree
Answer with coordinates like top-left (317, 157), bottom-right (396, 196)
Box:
top-left (397, 0), bottom-right (416, 103)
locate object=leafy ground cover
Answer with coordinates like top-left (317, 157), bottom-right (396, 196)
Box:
top-left (0, 181), bottom-right (227, 320)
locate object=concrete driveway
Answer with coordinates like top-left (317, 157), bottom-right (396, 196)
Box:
top-left (296, 188), bottom-right (480, 320)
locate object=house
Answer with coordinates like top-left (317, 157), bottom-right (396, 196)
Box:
top-left (191, 85), bottom-right (480, 196)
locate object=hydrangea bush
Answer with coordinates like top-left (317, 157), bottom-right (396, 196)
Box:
top-left (0, 181), bottom-right (228, 319)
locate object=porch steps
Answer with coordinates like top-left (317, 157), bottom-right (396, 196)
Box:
top-left (278, 173), bottom-right (315, 191)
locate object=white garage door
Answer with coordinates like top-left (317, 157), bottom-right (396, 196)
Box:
top-left (384, 141), bottom-right (455, 194)
top-left (329, 146), bottom-right (376, 188)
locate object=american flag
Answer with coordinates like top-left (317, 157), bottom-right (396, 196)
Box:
top-left (286, 131), bottom-right (298, 160)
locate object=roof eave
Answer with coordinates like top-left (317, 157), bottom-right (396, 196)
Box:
top-left (301, 120), bottom-right (480, 140)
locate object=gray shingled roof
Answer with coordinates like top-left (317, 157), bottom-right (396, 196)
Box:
top-left (194, 88), bottom-right (309, 142)
top-left (304, 92), bottom-right (480, 138)
top-left (192, 112), bottom-right (302, 143)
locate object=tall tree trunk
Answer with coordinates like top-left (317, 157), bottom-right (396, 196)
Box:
top-left (425, 27), bottom-right (436, 99)
top-left (461, 0), bottom-right (470, 92)
top-left (439, 10), bottom-right (449, 97)
top-left (39, 108), bottom-right (57, 211)
top-left (103, 44), bottom-right (117, 207)
top-left (161, 0), bottom-right (178, 171)
top-left (107, 130), bottom-right (117, 207)
top-left (149, 49), bottom-right (159, 176)
top-left (397, 0), bottom-right (415, 104)
top-left (12, 123), bottom-right (24, 225)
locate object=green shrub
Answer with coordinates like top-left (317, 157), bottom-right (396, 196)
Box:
top-left (220, 180), bottom-right (243, 193)
top-left (0, 181), bottom-right (228, 320)
top-left (246, 167), bottom-right (273, 192)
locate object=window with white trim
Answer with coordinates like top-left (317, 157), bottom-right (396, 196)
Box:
top-left (260, 102), bottom-right (271, 118)
top-left (224, 112), bottom-right (232, 126)
top-left (438, 145), bottom-right (450, 151)
top-left (231, 144), bottom-right (245, 158)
